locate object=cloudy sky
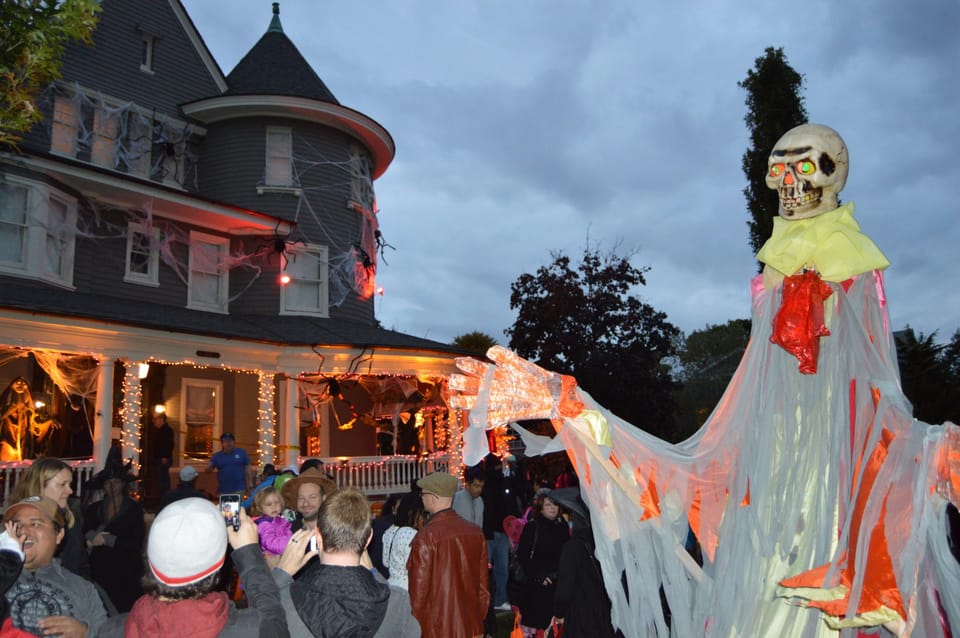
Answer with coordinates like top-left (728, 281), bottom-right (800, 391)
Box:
top-left (183, 0), bottom-right (959, 346)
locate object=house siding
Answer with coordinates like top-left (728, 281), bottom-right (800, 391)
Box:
top-left (60, 0), bottom-right (222, 118)
top-left (198, 118), bottom-right (377, 325)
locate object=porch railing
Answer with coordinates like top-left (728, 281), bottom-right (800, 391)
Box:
top-left (317, 454), bottom-right (450, 497)
top-left (0, 459), bottom-right (98, 505)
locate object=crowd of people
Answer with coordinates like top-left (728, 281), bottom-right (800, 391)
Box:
top-left (0, 443), bottom-right (618, 637)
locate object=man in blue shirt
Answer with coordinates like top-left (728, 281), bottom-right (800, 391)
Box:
top-left (206, 432), bottom-right (252, 495)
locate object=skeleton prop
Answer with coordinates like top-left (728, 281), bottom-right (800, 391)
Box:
top-left (450, 124), bottom-right (960, 637)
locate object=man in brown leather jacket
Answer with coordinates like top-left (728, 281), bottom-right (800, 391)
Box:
top-left (408, 472), bottom-right (490, 638)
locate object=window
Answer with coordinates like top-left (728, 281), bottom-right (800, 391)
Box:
top-left (187, 231), bottom-right (229, 313)
top-left (90, 109), bottom-right (118, 167)
top-left (124, 222), bottom-right (160, 286)
top-left (181, 379), bottom-right (222, 459)
top-left (281, 244), bottom-right (329, 317)
top-left (51, 94), bottom-right (115, 168)
top-left (50, 95), bottom-right (79, 156)
top-left (265, 126), bottom-right (293, 186)
top-left (0, 175), bottom-right (76, 287)
top-left (140, 36), bottom-right (155, 73)
top-left (118, 110), bottom-right (151, 177)
top-left (0, 182), bottom-right (28, 264)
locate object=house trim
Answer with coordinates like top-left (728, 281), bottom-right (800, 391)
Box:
top-left (169, 0), bottom-right (228, 93)
top-left (4, 153), bottom-right (293, 236)
top-left (181, 95), bottom-right (395, 179)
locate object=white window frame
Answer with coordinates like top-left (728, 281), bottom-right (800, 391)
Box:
top-left (124, 222), bottom-right (160, 286)
top-left (187, 230), bottom-right (229, 313)
top-left (0, 175), bottom-right (76, 288)
top-left (280, 244), bottom-right (329, 317)
top-left (180, 378), bottom-right (222, 459)
top-left (140, 36), bottom-right (155, 74)
top-left (264, 126), bottom-right (293, 187)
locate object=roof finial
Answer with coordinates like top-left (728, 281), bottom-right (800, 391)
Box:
top-left (268, 2), bottom-right (283, 33)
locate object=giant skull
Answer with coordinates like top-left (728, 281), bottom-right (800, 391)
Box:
top-left (766, 123), bottom-right (849, 220)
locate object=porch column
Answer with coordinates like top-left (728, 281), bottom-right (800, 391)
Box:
top-left (120, 363), bottom-right (142, 472)
top-left (281, 375), bottom-right (299, 469)
top-left (93, 357), bottom-right (115, 467)
top-left (257, 372), bottom-right (276, 467)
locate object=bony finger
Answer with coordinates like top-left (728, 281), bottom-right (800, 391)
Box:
top-left (448, 394), bottom-right (477, 410)
top-left (448, 373), bottom-right (480, 393)
top-left (454, 357), bottom-right (488, 377)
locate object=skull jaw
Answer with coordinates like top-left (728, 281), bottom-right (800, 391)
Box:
top-left (779, 187), bottom-right (838, 220)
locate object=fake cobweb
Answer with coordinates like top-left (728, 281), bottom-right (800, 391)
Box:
top-left (30, 83), bottom-right (394, 309)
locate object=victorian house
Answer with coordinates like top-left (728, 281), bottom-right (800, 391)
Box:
top-left (0, 0), bottom-right (467, 497)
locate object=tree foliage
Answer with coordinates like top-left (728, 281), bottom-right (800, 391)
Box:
top-left (506, 246), bottom-right (680, 437)
top-left (452, 331), bottom-right (497, 356)
top-left (0, 0), bottom-right (100, 148)
top-left (739, 46), bottom-right (808, 265)
top-left (895, 327), bottom-right (960, 425)
top-left (674, 319), bottom-right (751, 439)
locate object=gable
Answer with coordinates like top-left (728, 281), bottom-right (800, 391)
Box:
top-left (59, 0), bottom-right (225, 118)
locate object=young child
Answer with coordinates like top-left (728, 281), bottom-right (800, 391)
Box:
top-left (252, 486), bottom-right (292, 562)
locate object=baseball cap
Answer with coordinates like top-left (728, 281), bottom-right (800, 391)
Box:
top-left (416, 472), bottom-right (458, 498)
top-left (148, 497), bottom-right (227, 587)
top-left (220, 432), bottom-right (235, 441)
top-left (3, 496), bottom-right (65, 529)
top-left (179, 466), bottom-right (198, 482)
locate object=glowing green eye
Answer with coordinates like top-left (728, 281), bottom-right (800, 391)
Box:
top-left (769, 164), bottom-right (784, 177)
top-left (798, 161), bottom-right (815, 175)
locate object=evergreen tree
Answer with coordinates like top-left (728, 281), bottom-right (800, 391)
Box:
top-left (452, 331), bottom-right (497, 356)
top-left (739, 47), bottom-right (808, 266)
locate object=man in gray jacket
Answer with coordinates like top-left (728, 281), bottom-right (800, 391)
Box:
top-left (4, 496), bottom-right (107, 637)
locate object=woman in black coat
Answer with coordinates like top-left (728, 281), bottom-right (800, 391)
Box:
top-left (83, 456), bottom-right (145, 613)
top-left (517, 490), bottom-right (569, 633)
top-left (551, 489), bottom-right (617, 638)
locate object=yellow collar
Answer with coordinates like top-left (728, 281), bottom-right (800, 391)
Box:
top-left (755, 203), bottom-right (889, 282)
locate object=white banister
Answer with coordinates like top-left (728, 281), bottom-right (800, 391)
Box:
top-left (311, 454), bottom-right (451, 497)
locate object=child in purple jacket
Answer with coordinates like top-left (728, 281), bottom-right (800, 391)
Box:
top-left (252, 486), bottom-right (292, 563)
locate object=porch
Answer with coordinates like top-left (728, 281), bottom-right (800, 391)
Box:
top-left (0, 453), bottom-right (451, 507)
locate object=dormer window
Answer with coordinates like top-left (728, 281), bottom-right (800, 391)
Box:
top-left (140, 35), bottom-right (155, 73)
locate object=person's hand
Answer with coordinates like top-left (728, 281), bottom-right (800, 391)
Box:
top-left (278, 529), bottom-right (319, 577)
top-left (90, 532), bottom-right (109, 547)
top-left (360, 549), bottom-right (373, 570)
top-left (4, 520), bottom-right (22, 544)
top-left (38, 615), bottom-right (87, 638)
top-left (226, 506), bottom-right (258, 550)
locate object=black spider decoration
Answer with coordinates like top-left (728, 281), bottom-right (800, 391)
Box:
top-left (262, 225), bottom-right (295, 266)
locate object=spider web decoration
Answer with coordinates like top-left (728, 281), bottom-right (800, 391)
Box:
top-left (20, 84), bottom-right (399, 310)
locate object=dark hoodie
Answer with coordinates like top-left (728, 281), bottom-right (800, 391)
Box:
top-left (289, 563), bottom-right (389, 638)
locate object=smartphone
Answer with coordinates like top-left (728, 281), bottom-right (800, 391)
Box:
top-left (308, 533), bottom-right (318, 553)
top-left (219, 494), bottom-right (241, 531)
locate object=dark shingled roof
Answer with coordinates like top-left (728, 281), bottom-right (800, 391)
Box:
top-left (224, 3), bottom-right (338, 104)
top-left (0, 279), bottom-right (465, 356)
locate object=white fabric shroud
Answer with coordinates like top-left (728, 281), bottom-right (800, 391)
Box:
top-left (462, 271), bottom-right (960, 637)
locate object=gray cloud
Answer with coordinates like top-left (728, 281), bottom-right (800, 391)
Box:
top-left (184, 0), bottom-right (960, 346)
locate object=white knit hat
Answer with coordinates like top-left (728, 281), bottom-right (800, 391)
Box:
top-left (148, 497), bottom-right (227, 587)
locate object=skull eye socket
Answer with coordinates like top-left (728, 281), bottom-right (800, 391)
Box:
top-left (769, 163), bottom-right (785, 178)
top-left (797, 160), bottom-right (816, 175)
